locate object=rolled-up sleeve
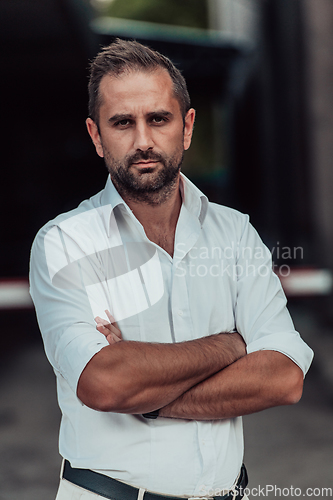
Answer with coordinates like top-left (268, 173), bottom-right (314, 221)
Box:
top-left (29, 224), bottom-right (109, 394)
top-left (234, 216), bottom-right (314, 376)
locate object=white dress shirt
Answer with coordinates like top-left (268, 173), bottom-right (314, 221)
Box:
top-left (29, 174), bottom-right (313, 497)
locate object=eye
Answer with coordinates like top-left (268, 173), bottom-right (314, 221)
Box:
top-left (114, 118), bottom-right (132, 127)
top-left (151, 115), bottom-right (168, 125)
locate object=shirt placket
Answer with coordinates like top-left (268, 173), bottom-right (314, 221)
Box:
top-left (172, 205), bottom-right (217, 495)
top-left (194, 422), bottom-right (217, 496)
top-left (171, 206), bottom-right (201, 342)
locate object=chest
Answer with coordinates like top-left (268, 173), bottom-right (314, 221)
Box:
top-left (144, 227), bottom-right (175, 257)
top-left (113, 242), bottom-right (238, 344)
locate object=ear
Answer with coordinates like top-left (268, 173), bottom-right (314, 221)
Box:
top-left (183, 108), bottom-right (196, 151)
top-left (86, 118), bottom-right (104, 158)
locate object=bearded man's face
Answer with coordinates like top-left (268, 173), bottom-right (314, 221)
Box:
top-left (86, 68), bottom-right (195, 202)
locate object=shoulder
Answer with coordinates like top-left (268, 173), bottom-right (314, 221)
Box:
top-left (207, 202), bottom-right (249, 222)
top-left (34, 189), bottom-right (105, 234)
top-left (205, 201), bottom-right (250, 239)
top-left (30, 189), bottom-right (106, 254)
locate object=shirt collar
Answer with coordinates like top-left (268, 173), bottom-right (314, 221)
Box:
top-left (100, 175), bottom-right (126, 213)
top-left (99, 173), bottom-right (209, 237)
top-left (179, 173), bottom-right (209, 227)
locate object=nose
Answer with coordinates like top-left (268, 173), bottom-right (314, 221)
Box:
top-left (133, 122), bottom-right (154, 151)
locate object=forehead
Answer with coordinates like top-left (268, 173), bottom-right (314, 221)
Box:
top-left (98, 69), bottom-right (181, 116)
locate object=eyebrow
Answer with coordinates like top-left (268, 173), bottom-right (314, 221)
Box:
top-left (109, 113), bottom-right (133, 123)
top-left (108, 110), bottom-right (173, 123)
top-left (147, 110), bottom-right (173, 119)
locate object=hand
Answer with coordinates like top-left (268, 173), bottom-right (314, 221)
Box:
top-left (95, 310), bottom-right (123, 345)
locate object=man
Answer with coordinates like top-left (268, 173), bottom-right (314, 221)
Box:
top-left (29, 39), bottom-right (313, 500)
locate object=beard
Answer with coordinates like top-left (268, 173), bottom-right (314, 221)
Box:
top-left (103, 147), bottom-right (184, 205)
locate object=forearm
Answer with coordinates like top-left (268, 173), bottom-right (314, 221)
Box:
top-left (77, 332), bottom-right (246, 413)
top-left (159, 350), bottom-right (304, 420)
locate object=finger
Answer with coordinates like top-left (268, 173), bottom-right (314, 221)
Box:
top-left (96, 324), bottom-right (112, 337)
top-left (111, 332), bottom-right (121, 343)
top-left (105, 310), bottom-right (116, 323)
top-left (106, 332), bottom-right (122, 345)
top-left (95, 316), bottom-right (110, 327)
top-left (105, 310), bottom-right (120, 332)
top-left (106, 333), bottom-right (116, 345)
top-left (97, 324), bottom-right (123, 343)
top-left (109, 323), bottom-right (122, 339)
top-left (105, 310), bottom-right (120, 329)
top-left (95, 312), bottom-right (122, 339)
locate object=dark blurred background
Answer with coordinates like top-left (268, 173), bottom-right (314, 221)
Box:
top-left (0, 1), bottom-right (333, 498)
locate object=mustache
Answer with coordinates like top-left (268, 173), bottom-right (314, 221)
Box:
top-left (126, 150), bottom-right (165, 166)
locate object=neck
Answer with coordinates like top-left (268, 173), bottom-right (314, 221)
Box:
top-left (127, 178), bottom-right (182, 228)
top-left (112, 175), bottom-right (182, 256)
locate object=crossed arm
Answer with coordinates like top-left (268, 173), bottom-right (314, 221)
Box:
top-left (77, 313), bottom-right (304, 419)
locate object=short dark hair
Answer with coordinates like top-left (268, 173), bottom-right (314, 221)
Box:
top-left (88, 38), bottom-right (191, 124)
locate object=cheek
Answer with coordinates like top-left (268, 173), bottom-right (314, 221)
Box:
top-left (159, 128), bottom-right (184, 153)
top-left (174, 132), bottom-right (186, 154)
top-left (102, 136), bottom-right (130, 160)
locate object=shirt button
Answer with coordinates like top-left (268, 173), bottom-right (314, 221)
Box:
top-left (178, 310), bottom-right (183, 316)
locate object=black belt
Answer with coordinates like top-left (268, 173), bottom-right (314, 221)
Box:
top-left (63, 460), bottom-right (248, 500)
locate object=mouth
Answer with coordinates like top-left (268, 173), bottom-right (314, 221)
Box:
top-left (131, 160), bottom-right (159, 168)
